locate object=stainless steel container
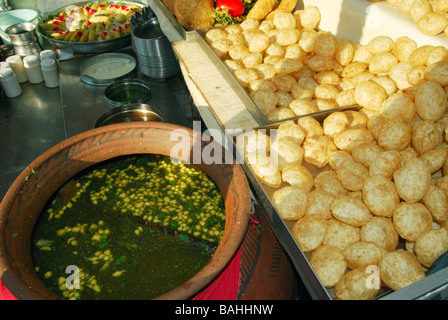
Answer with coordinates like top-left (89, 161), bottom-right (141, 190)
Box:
top-left (5, 21), bottom-right (41, 56)
top-left (131, 17), bottom-right (180, 80)
top-left (104, 78), bottom-right (151, 107)
top-left (95, 103), bottom-right (165, 127)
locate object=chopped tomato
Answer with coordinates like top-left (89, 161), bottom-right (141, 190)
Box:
top-left (216, 0), bottom-right (245, 17)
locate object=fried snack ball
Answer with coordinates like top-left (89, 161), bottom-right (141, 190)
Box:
top-left (377, 117), bottom-right (412, 151)
top-left (414, 227), bottom-right (448, 268)
top-left (291, 216), bottom-right (328, 252)
top-left (366, 36), bottom-right (394, 55)
top-left (254, 63), bottom-right (277, 80)
top-left (305, 189), bottom-right (335, 220)
top-left (369, 53), bottom-right (398, 74)
top-left (425, 61), bottom-right (448, 86)
top-left (331, 195), bottom-right (372, 227)
top-left (423, 185), bottom-right (448, 224)
top-left (412, 120), bottom-right (443, 154)
top-left (205, 28), bottom-right (228, 43)
top-left (275, 91), bottom-right (294, 108)
top-left (418, 8), bottom-right (448, 35)
top-left (289, 99), bottom-right (318, 116)
top-left (275, 58), bottom-right (304, 75)
top-left (210, 38), bottom-right (233, 57)
top-left (249, 89), bottom-right (278, 114)
top-left (393, 158), bottom-right (431, 203)
top-left (249, 79), bottom-right (277, 92)
top-left (415, 80), bottom-right (447, 121)
top-left (336, 161), bottom-right (369, 192)
top-left (354, 80), bottom-right (388, 111)
top-left (310, 244), bottom-right (347, 288)
top-left (298, 29), bottom-right (318, 53)
top-left (285, 44), bottom-right (306, 61)
top-left (272, 12), bottom-right (297, 29)
top-left (323, 111), bottom-right (350, 137)
top-left (296, 5), bottom-right (321, 29)
top-left (302, 135), bottom-right (337, 168)
top-left (246, 152), bottom-right (282, 188)
top-left (313, 33), bottom-right (338, 59)
top-left (379, 91), bottom-right (416, 122)
top-left (329, 150), bottom-right (354, 171)
top-left (276, 120), bottom-right (306, 145)
top-left (426, 45), bottom-right (448, 66)
top-left (297, 116), bottom-right (324, 138)
top-left (275, 28), bottom-right (301, 46)
top-left (410, 0), bottom-right (432, 23)
top-left (392, 202), bottom-right (433, 241)
top-left (420, 147), bottom-right (448, 174)
top-left (408, 45), bottom-right (434, 66)
top-left (229, 45), bottom-right (251, 61)
top-left (248, 33), bottom-right (270, 53)
top-left (240, 18), bottom-right (260, 30)
top-left (342, 241), bottom-right (387, 270)
top-left (333, 128), bottom-right (375, 153)
top-left (236, 129), bottom-right (270, 156)
top-left (335, 41), bottom-right (355, 66)
top-left (323, 219), bottom-right (361, 251)
top-left (242, 52), bottom-right (263, 68)
top-left (306, 55), bottom-right (335, 72)
top-left (379, 249), bottom-right (425, 291)
top-left (388, 62), bottom-right (413, 90)
top-left (362, 175), bottom-right (400, 218)
top-left (361, 217), bottom-right (399, 251)
top-left (224, 59), bottom-right (244, 72)
top-left (392, 36), bottom-right (417, 63)
top-left (314, 170), bottom-right (348, 197)
top-left (267, 107), bottom-right (295, 122)
top-left (272, 185), bottom-right (308, 220)
top-left (174, 0), bottom-right (215, 31)
top-left (281, 162), bottom-right (314, 191)
top-left (270, 136), bottom-right (304, 170)
top-left (334, 267), bottom-right (381, 300)
top-left (271, 74), bottom-right (297, 92)
top-left (352, 142), bottom-right (384, 169)
top-left (369, 150), bottom-right (401, 179)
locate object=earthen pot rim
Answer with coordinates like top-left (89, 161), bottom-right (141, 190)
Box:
top-left (0, 121), bottom-right (251, 300)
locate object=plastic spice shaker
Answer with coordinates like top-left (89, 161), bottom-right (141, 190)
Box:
top-left (23, 55), bottom-right (44, 84)
top-left (0, 68), bottom-right (22, 98)
top-left (41, 58), bottom-right (59, 88)
top-left (5, 55), bottom-right (28, 83)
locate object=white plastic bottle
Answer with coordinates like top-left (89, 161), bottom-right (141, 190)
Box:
top-left (23, 55), bottom-right (44, 84)
top-left (5, 55), bottom-right (28, 83)
top-left (40, 49), bottom-right (56, 62)
top-left (0, 68), bottom-right (22, 98)
top-left (41, 58), bottom-right (59, 88)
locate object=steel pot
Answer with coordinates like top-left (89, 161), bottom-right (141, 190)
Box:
top-left (0, 122), bottom-right (251, 300)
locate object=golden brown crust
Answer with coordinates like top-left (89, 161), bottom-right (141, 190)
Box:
top-left (174, 0), bottom-right (215, 31)
top-left (246, 0), bottom-right (277, 20)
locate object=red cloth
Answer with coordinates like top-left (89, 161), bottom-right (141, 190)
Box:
top-left (193, 245), bottom-right (242, 300)
top-left (0, 280), bottom-right (17, 300)
top-left (0, 246), bottom-right (242, 301)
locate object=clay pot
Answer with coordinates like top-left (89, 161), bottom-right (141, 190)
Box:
top-left (0, 122), bottom-right (251, 300)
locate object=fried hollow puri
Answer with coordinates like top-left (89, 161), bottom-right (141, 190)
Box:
top-left (174, 0), bottom-right (215, 31)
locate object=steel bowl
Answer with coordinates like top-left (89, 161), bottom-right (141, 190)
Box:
top-left (95, 103), bottom-right (164, 127)
top-left (104, 78), bottom-right (151, 107)
top-left (37, 1), bottom-right (144, 54)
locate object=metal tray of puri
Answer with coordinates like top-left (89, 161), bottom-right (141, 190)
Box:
top-left (37, 0), bottom-right (145, 54)
top-left (193, 26), bottom-right (370, 128)
top-left (230, 107), bottom-right (448, 300)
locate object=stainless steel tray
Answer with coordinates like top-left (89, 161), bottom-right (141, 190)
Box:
top-left (231, 107), bottom-right (448, 300)
top-left (37, 1), bottom-right (145, 54)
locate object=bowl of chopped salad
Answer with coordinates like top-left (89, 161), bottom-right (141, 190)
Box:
top-left (38, 1), bottom-right (144, 54)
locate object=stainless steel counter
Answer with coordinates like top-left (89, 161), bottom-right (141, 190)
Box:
top-left (0, 50), bottom-right (198, 202)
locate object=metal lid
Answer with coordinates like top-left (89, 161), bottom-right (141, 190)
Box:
top-left (95, 103), bottom-right (165, 128)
